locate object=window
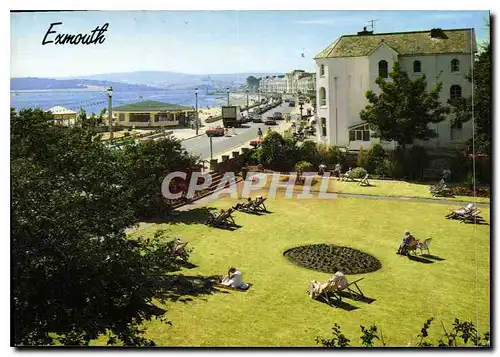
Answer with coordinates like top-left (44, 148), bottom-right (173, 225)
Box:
top-left (155, 113), bottom-right (176, 122)
top-left (118, 113), bottom-right (125, 121)
top-left (378, 60), bottom-right (388, 78)
top-left (451, 121), bottom-right (462, 141)
top-left (129, 113), bottom-right (151, 122)
top-left (321, 117), bottom-right (327, 137)
top-left (349, 124), bottom-right (371, 142)
top-left (450, 85), bottom-right (462, 100)
top-left (319, 87), bottom-right (326, 106)
top-left (320, 64), bottom-right (325, 76)
top-left (413, 60), bottom-right (422, 73)
top-left (451, 59), bottom-right (460, 73)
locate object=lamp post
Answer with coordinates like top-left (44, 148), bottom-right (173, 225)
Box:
top-left (246, 89), bottom-right (249, 112)
top-left (107, 86), bottom-right (113, 140)
top-left (226, 87), bottom-right (230, 106)
top-left (299, 103), bottom-right (304, 122)
top-left (195, 88), bottom-right (199, 136)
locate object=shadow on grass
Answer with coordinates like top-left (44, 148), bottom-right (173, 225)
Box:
top-left (139, 207), bottom-right (219, 225)
top-left (420, 254), bottom-right (446, 261)
top-left (461, 219), bottom-right (489, 226)
top-left (206, 223), bottom-right (242, 231)
top-left (336, 291), bottom-right (376, 304)
top-left (161, 274), bottom-right (230, 304)
top-left (315, 294), bottom-right (360, 311)
top-left (407, 255), bottom-right (434, 264)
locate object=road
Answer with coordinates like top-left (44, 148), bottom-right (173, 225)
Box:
top-left (182, 102), bottom-right (298, 160)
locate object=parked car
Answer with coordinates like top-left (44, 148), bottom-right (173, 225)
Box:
top-left (289, 102), bottom-right (296, 107)
top-left (252, 115), bottom-right (263, 123)
top-left (205, 126), bottom-right (225, 137)
top-left (265, 118), bottom-right (277, 125)
top-left (273, 112), bottom-right (283, 120)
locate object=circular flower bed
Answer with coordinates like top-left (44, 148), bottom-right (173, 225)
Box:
top-left (283, 244), bottom-right (382, 275)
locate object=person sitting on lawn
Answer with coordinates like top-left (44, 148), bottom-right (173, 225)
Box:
top-left (221, 267), bottom-right (249, 290)
top-left (397, 230), bottom-right (418, 255)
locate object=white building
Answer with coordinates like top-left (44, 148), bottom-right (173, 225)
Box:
top-left (46, 106), bottom-right (78, 127)
top-left (259, 70), bottom-right (316, 94)
top-left (314, 27), bottom-right (476, 151)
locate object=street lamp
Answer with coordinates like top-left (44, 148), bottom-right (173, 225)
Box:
top-left (195, 88), bottom-right (199, 136)
top-left (246, 89), bottom-right (249, 111)
top-left (107, 86), bottom-right (113, 140)
top-left (226, 87), bottom-right (230, 106)
top-left (299, 103), bottom-right (304, 122)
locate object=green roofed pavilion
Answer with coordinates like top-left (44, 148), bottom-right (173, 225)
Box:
top-left (113, 100), bottom-right (194, 112)
top-left (113, 100), bottom-right (195, 128)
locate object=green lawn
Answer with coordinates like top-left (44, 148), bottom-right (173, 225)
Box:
top-left (100, 192), bottom-right (490, 347)
top-left (265, 175), bottom-right (489, 203)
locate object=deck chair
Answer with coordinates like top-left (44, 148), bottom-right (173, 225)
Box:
top-left (233, 198), bottom-right (255, 211)
top-left (445, 203), bottom-right (475, 219)
top-left (429, 179), bottom-right (445, 194)
top-left (341, 172), bottom-right (355, 182)
top-left (252, 196), bottom-right (267, 212)
top-left (459, 208), bottom-right (484, 223)
top-left (309, 273), bottom-right (365, 305)
top-left (358, 173), bottom-right (370, 186)
top-left (205, 209), bottom-right (236, 227)
top-left (417, 238), bottom-right (432, 255)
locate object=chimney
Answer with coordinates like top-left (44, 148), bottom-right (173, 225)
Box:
top-left (430, 28), bottom-right (448, 39)
top-left (357, 26), bottom-right (373, 36)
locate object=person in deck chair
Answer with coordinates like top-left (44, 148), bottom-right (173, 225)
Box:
top-left (397, 230), bottom-right (416, 255)
top-left (221, 267), bottom-right (249, 290)
top-left (233, 197), bottom-right (252, 210)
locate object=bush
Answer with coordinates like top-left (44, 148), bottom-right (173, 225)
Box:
top-left (356, 147), bottom-right (369, 169)
top-left (316, 318), bottom-right (490, 347)
top-left (295, 160), bottom-right (313, 173)
top-left (350, 167), bottom-right (367, 179)
top-left (367, 144), bottom-right (386, 174)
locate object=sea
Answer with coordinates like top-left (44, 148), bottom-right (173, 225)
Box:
top-left (10, 89), bottom-right (234, 113)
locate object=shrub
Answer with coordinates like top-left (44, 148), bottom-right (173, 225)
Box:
top-left (356, 147), bottom-right (369, 169)
top-left (350, 167), bottom-right (367, 179)
top-left (295, 160), bottom-right (313, 173)
top-left (367, 144), bottom-right (386, 174)
top-left (316, 318), bottom-right (490, 347)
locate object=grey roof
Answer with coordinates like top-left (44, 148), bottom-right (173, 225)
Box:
top-left (315, 28), bottom-right (476, 59)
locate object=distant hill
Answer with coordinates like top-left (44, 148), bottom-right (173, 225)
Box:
top-left (10, 77), bottom-right (165, 91)
top-left (60, 71), bottom-right (283, 90)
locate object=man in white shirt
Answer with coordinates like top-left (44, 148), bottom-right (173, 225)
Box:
top-left (221, 267), bottom-right (249, 290)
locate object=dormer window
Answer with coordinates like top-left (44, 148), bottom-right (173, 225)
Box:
top-left (451, 59), bottom-right (460, 73)
top-left (378, 60), bottom-right (388, 78)
top-left (413, 60), bottom-right (422, 73)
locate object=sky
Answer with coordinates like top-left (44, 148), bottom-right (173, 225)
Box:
top-left (10, 10), bottom-right (490, 78)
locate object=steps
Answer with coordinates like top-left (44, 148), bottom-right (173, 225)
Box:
top-left (170, 171), bottom-right (240, 209)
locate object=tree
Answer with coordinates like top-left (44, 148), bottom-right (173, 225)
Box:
top-left (449, 42), bottom-right (491, 155)
top-left (11, 108), bottom-right (196, 346)
top-left (121, 137), bottom-right (198, 219)
top-left (360, 61), bottom-right (450, 150)
top-left (246, 76), bottom-right (261, 92)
